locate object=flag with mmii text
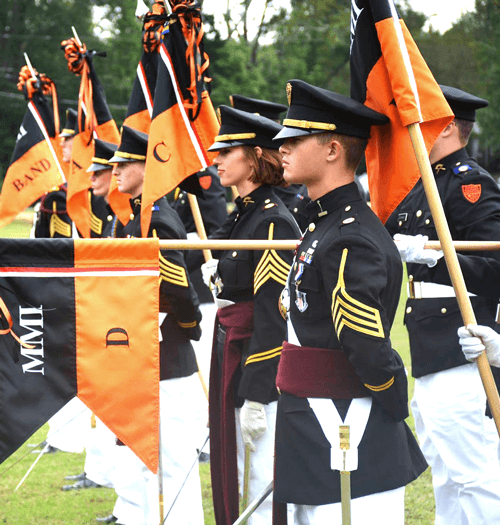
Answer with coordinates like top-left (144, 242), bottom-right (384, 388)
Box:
top-left (349, 0), bottom-right (454, 224)
top-left (0, 67), bottom-right (66, 229)
top-left (141, 0), bottom-right (219, 237)
top-left (0, 238), bottom-right (160, 473)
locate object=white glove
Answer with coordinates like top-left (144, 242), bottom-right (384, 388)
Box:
top-left (201, 258), bottom-right (219, 288)
top-left (458, 324), bottom-right (500, 367)
top-left (393, 234), bottom-right (444, 267)
top-left (240, 400), bottom-right (267, 452)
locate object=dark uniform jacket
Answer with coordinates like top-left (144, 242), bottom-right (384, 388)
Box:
top-left (274, 182), bottom-right (426, 505)
top-left (171, 166), bottom-right (228, 304)
top-left (89, 191), bottom-right (115, 238)
top-left (34, 184), bottom-right (73, 239)
top-left (386, 148), bottom-right (500, 378)
top-left (212, 184), bottom-right (301, 404)
top-left (120, 195), bottom-right (202, 381)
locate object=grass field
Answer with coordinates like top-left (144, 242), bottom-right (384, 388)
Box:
top-left (0, 214), bottom-right (435, 524)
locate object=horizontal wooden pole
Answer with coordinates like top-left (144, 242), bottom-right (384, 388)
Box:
top-left (156, 239), bottom-right (500, 251)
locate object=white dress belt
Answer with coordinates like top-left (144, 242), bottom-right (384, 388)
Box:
top-left (407, 281), bottom-right (476, 299)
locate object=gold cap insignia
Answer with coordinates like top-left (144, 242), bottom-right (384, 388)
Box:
top-left (216, 107), bottom-right (222, 125)
top-left (229, 95), bottom-right (234, 107)
top-left (286, 83), bottom-right (292, 106)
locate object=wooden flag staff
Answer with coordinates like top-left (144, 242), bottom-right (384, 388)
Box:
top-left (157, 239), bottom-right (500, 252)
top-left (408, 122), bottom-right (500, 436)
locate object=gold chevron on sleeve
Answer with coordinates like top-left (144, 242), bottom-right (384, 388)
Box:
top-left (90, 212), bottom-right (103, 235)
top-left (364, 376), bottom-right (395, 392)
top-left (50, 214), bottom-right (71, 238)
top-left (89, 192), bottom-right (103, 235)
top-left (159, 252), bottom-right (189, 287)
top-left (245, 346), bottom-right (283, 365)
top-left (254, 223), bottom-right (291, 294)
top-left (331, 248), bottom-right (385, 339)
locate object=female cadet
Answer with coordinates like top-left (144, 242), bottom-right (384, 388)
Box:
top-left (202, 106), bottom-right (301, 525)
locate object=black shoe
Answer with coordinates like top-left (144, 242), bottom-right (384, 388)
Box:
top-left (199, 451), bottom-right (210, 463)
top-left (31, 444), bottom-right (58, 454)
top-left (65, 472), bottom-right (86, 481)
top-left (62, 478), bottom-right (102, 491)
top-left (96, 515), bottom-right (118, 523)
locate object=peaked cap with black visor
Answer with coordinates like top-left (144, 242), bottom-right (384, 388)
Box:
top-left (274, 79), bottom-right (389, 141)
top-left (87, 139), bottom-right (118, 173)
top-left (109, 126), bottom-right (148, 163)
top-left (209, 106), bottom-right (285, 152)
top-left (439, 85), bottom-right (488, 122)
top-left (59, 108), bottom-right (78, 138)
top-left (230, 95), bottom-right (288, 122)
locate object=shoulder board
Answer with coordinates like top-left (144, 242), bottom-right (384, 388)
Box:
top-left (453, 163), bottom-right (472, 175)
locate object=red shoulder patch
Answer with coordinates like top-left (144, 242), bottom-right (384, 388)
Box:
top-left (462, 184), bottom-right (481, 203)
top-left (199, 175), bottom-right (212, 190)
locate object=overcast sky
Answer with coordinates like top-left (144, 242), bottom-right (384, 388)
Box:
top-left (201, 0), bottom-right (477, 38)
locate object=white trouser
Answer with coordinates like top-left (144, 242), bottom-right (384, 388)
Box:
top-left (235, 400), bottom-right (277, 525)
top-left (84, 416), bottom-right (116, 488)
top-left (46, 397), bottom-right (90, 453)
top-left (412, 363), bottom-right (500, 525)
top-left (289, 486), bottom-right (405, 524)
top-left (141, 375), bottom-right (205, 525)
top-left (111, 445), bottom-right (148, 525)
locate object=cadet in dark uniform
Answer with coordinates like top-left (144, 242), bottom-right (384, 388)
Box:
top-left (387, 86), bottom-right (500, 524)
top-left (32, 109), bottom-right (77, 239)
top-left (202, 106), bottom-right (301, 525)
top-left (230, 94), bottom-right (310, 231)
top-left (272, 80), bottom-right (427, 524)
top-left (87, 138), bottom-right (120, 238)
top-left (109, 126), bottom-right (205, 525)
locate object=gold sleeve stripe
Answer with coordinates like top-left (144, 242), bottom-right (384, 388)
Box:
top-left (245, 346), bottom-right (283, 365)
top-left (89, 191), bottom-right (103, 235)
top-left (159, 253), bottom-right (189, 287)
top-left (178, 320), bottom-right (198, 328)
top-left (331, 248), bottom-right (385, 339)
top-left (364, 376), bottom-right (395, 392)
top-left (254, 223), bottom-right (292, 294)
top-left (50, 214), bottom-right (72, 238)
top-left (153, 229), bottom-right (189, 287)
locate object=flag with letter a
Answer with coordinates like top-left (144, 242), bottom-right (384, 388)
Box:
top-left (0, 67), bottom-right (66, 229)
top-left (0, 238), bottom-right (160, 473)
top-left (349, 0), bottom-right (454, 223)
top-left (61, 37), bottom-right (122, 236)
top-left (141, 0), bottom-right (219, 236)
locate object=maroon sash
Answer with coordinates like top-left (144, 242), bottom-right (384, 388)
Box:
top-left (276, 341), bottom-right (369, 399)
top-left (209, 301), bottom-right (254, 525)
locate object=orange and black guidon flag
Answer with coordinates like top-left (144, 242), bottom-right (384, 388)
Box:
top-left (0, 238), bottom-right (160, 472)
top-left (350, 0), bottom-right (453, 224)
top-left (0, 69), bottom-right (65, 229)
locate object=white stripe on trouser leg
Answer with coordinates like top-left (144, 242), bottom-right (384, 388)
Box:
top-left (411, 363), bottom-right (500, 525)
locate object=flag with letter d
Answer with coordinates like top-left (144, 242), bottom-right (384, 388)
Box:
top-left (350, 0), bottom-right (454, 223)
top-left (0, 238), bottom-right (160, 473)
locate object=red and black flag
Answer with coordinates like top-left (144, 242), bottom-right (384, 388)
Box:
top-left (350, 0), bottom-right (454, 223)
top-left (0, 238), bottom-right (160, 473)
top-left (0, 66), bottom-right (66, 229)
top-left (60, 37), bottom-right (122, 237)
top-left (141, 0), bottom-right (219, 237)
